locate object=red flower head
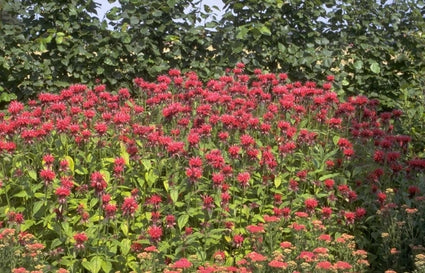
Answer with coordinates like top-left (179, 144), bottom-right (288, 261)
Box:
top-left (40, 169), bottom-right (56, 186)
top-left (237, 172), bottom-right (251, 188)
top-left (55, 187), bottom-right (71, 204)
top-left (304, 198), bottom-right (318, 213)
top-left (121, 197), bottom-right (138, 217)
top-left (90, 172), bottom-right (107, 196)
top-left (147, 225), bottom-right (163, 242)
top-left (104, 204), bottom-right (117, 219)
top-left (165, 214), bottom-right (176, 228)
top-left (202, 194), bottom-right (215, 211)
top-left (233, 234), bottom-right (244, 248)
top-left (73, 232), bottom-right (88, 250)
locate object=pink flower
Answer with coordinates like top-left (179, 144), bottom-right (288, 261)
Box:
top-left (172, 257), bottom-right (192, 269)
top-left (268, 260), bottom-right (288, 269)
top-left (246, 251), bottom-right (266, 262)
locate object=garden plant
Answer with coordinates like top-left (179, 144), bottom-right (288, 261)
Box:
top-left (1, 65), bottom-right (425, 272)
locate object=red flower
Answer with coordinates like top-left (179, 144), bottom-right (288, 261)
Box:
top-left (104, 204), bottom-right (117, 219)
top-left (321, 207), bottom-right (332, 219)
top-left (147, 194), bottom-right (162, 209)
top-left (147, 225), bottom-right (163, 242)
top-left (42, 154), bottom-right (55, 166)
top-left (202, 194), bottom-right (215, 211)
top-left (304, 198), bottom-right (318, 212)
top-left (165, 214), bottom-right (176, 228)
top-left (40, 169), bottom-right (56, 185)
top-left (8, 211), bottom-right (24, 224)
top-left (73, 232), bottom-right (88, 250)
top-left (408, 185), bottom-right (420, 198)
top-left (246, 224), bottom-right (264, 233)
top-left (8, 101), bottom-right (24, 115)
top-left (240, 134), bottom-right (255, 147)
top-left (121, 197), bottom-right (138, 217)
top-left (344, 211), bottom-right (356, 225)
top-left (263, 215), bottom-right (280, 223)
top-left (237, 172), bottom-right (251, 188)
top-left (55, 187), bottom-right (71, 204)
top-left (90, 171), bottom-right (107, 195)
top-left (233, 234), bottom-right (244, 248)
top-left (318, 234), bottom-right (332, 242)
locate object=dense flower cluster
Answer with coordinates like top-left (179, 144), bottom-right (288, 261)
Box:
top-left (0, 65), bottom-right (424, 272)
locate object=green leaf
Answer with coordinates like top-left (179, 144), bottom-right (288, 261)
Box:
top-left (170, 188), bottom-right (178, 203)
top-left (274, 175), bottom-right (282, 188)
top-left (28, 170), bottom-right (37, 181)
top-left (20, 219), bottom-right (35, 231)
top-left (102, 260), bottom-right (112, 273)
top-left (90, 256), bottom-right (103, 273)
top-left (370, 62), bottom-right (380, 74)
top-left (353, 60), bottom-right (363, 71)
top-left (163, 180), bottom-right (169, 192)
top-left (236, 26), bottom-right (249, 39)
top-left (55, 32), bottom-right (65, 44)
top-left (120, 238), bottom-right (131, 255)
top-left (319, 173), bottom-right (339, 181)
top-left (259, 25), bottom-right (271, 36)
top-left (120, 142), bottom-right (130, 166)
top-left (33, 201), bottom-right (44, 215)
top-left (14, 191), bottom-right (28, 198)
top-left (82, 259), bottom-right (94, 272)
top-left (178, 214), bottom-right (189, 231)
top-left (121, 222), bottom-right (129, 236)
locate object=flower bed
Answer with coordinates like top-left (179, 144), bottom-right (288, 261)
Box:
top-left (0, 64), bottom-right (424, 272)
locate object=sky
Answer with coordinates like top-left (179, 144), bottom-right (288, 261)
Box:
top-left (96, 0), bottom-right (225, 22)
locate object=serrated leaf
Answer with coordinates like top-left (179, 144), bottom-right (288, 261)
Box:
top-left (120, 142), bottom-right (130, 166)
top-left (274, 175), bottom-right (282, 188)
top-left (14, 191), bottom-right (28, 198)
top-left (120, 238), bottom-right (131, 255)
top-left (28, 170), bottom-right (37, 181)
top-left (33, 201), bottom-right (44, 215)
top-left (178, 214), bottom-right (189, 231)
top-left (121, 222), bottom-right (128, 236)
top-left (170, 188), bottom-right (178, 203)
top-left (102, 260), bottom-right (112, 273)
top-left (82, 259), bottom-right (94, 272)
top-left (20, 219), bottom-right (35, 231)
top-left (333, 135), bottom-right (340, 145)
top-left (90, 256), bottom-right (103, 273)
